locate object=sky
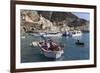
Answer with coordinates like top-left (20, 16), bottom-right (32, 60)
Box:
top-left (72, 12), bottom-right (90, 21)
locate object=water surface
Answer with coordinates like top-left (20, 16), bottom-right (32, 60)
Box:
top-left (21, 33), bottom-right (89, 63)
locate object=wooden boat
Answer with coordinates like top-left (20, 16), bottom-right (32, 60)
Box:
top-left (38, 42), bottom-right (64, 59)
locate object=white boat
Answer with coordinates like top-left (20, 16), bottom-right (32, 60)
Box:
top-left (70, 30), bottom-right (82, 37)
top-left (38, 42), bottom-right (64, 58)
top-left (40, 32), bottom-right (62, 37)
top-left (29, 41), bottom-right (38, 47)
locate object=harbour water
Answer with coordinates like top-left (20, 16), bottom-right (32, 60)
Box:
top-left (21, 32), bottom-right (89, 63)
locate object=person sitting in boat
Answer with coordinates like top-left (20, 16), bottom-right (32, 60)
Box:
top-left (48, 39), bottom-right (60, 51)
top-left (77, 40), bottom-right (80, 43)
top-left (42, 40), bottom-right (48, 50)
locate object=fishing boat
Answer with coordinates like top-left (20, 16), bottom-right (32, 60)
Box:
top-left (38, 41), bottom-right (64, 59)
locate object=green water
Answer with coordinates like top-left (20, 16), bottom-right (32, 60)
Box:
top-left (21, 33), bottom-right (89, 63)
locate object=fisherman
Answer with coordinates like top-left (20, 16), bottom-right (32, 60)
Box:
top-left (77, 39), bottom-right (80, 43)
top-left (42, 40), bottom-right (48, 50)
top-left (48, 39), bottom-right (59, 51)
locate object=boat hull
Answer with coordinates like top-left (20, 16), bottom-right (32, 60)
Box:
top-left (38, 44), bottom-right (64, 59)
top-left (41, 49), bottom-right (64, 58)
top-left (40, 32), bottom-right (62, 37)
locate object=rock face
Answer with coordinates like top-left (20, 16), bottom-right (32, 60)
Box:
top-left (21, 10), bottom-right (40, 22)
top-left (21, 10), bottom-right (89, 33)
top-left (51, 12), bottom-right (78, 22)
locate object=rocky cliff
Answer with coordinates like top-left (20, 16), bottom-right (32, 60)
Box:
top-left (21, 10), bottom-right (89, 33)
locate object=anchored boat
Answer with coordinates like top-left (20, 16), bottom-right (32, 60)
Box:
top-left (70, 30), bottom-right (82, 37)
top-left (38, 41), bottom-right (64, 59)
top-left (40, 32), bottom-right (62, 37)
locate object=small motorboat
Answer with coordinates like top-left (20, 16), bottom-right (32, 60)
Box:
top-left (75, 40), bottom-right (84, 46)
top-left (38, 41), bottom-right (64, 59)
